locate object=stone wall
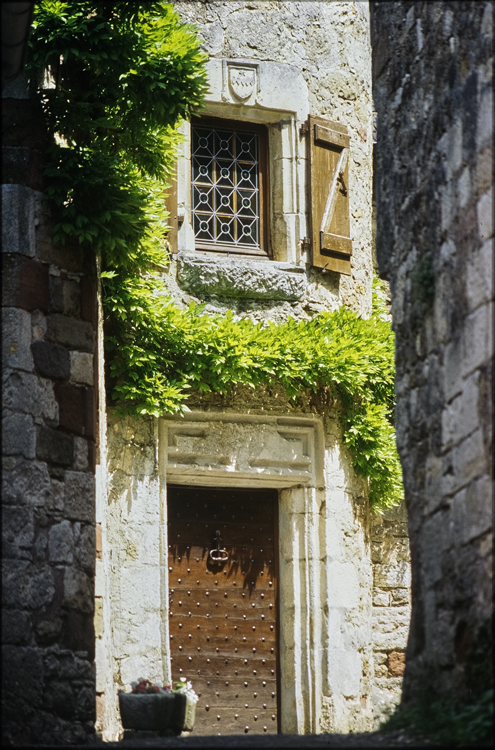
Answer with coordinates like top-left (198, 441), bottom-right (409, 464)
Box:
top-left (370, 502), bottom-right (411, 726)
top-left (371, 1), bottom-right (492, 704)
top-left (168, 0), bottom-right (374, 321)
top-left (2, 73), bottom-right (97, 745)
top-left (96, 1), bottom-right (413, 738)
top-left (101, 383), bottom-right (377, 737)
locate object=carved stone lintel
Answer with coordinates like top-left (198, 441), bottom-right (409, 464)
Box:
top-left (163, 413), bottom-right (323, 488)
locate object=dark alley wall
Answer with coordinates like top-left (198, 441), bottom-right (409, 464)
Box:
top-left (371, 1), bottom-right (492, 704)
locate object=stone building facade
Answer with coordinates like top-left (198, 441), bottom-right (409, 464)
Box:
top-left (371, 0), bottom-right (492, 706)
top-left (2, 72), bottom-right (97, 745)
top-left (95, 1), bottom-right (411, 739)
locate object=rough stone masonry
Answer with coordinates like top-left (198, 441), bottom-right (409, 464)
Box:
top-left (371, 1), bottom-right (493, 705)
top-left (2, 72), bottom-right (97, 746)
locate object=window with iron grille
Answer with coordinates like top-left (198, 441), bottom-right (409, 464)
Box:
top-left (191, 117), bottom-right (269, 257)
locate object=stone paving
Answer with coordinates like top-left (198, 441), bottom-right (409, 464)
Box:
top-left (87, 729), bottom-right (434, 748)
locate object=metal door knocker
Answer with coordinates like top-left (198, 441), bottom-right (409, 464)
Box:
top-left (209, 530), bottom-right (229, 564)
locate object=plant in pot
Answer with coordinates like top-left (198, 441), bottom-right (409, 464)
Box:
top-left (118, 678), bottom-right (198, 736)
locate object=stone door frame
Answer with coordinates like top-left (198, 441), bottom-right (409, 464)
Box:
top-left (159, 412), bottom-right (326, 734)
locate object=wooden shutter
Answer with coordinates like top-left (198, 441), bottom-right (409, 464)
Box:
top-left (308, 116), bottom-right (352, 275)
top-left (164, 162), bottom-right (179, 254)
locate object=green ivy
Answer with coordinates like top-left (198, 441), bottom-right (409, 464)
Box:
top-left (103, 272), bottom-right (403, 510)
top-left (27, 1), bottom-right (208, 269)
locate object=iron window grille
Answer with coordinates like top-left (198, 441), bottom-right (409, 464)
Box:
top-left (191, 117), bottom-right (270, 257)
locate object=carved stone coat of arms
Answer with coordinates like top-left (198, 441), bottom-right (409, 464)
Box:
top-left (228, 66), bottom-right (256, 100)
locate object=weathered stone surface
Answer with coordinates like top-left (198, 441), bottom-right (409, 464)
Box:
top-left (74, 524), bottom-right (96, 574)
top-left (70, 351), bottom-right (93, 386)
top-left (55, 382), bottom-right (95, 438)
top-left (3, 369), bottom-right (58, 420)
top-left (62, 567), bottom-right (93, 613)
top-left (46, 314), bottom-right (95, 352)
top-left (48, 521), bottom-right (74, 563)
top-left (31, 340), bottom-right (71, 380)
top-left (387, 651), bottom-right (406, 677)
top-left (49, 275), bottom-right (81, 317)
top-left (2, 560), bottom-right (55, 610)
top-left (2, 506), bottom-right (34, 559)
top-left (2, 412), bottom-right (36, 459)
top-left (36, 425), bottom-right (74, 466)
top-left (2, 254), bottom-right (50, 312)
top-left (2, 307), bottom-right (33, 371)
top-left (64, 471), bottom-right (95, 523)
top-left (2, 609), bottom-right (32, 645)
top-left (2, 456), bottom-right (52, 506)
top-left (2, 184), bottom-right (35, 257)
top-left (371, 0), bottom-right (493, 706)
top-left (177, 254), bottom-right (307, 301)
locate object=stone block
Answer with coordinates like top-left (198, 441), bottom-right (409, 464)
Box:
top-left (452, 428), bottom-right (487, 489)
top-left (372, 607), bottom-right (411, 650)
top-left (372, 590), bottom-right (391, 607)
top-left (466, 239), bottom-right (493, 312)
top-left (387, 651), bottom-right (405, 676)
top-left (452, 476), bottom-right (492, 545)
top-left (2, 184), bottom-right (35, 257)
top-left (36, 425), bottom-right (74, 466)
top-left (70, 352), bottom-right (94, 386)
top-left (46, 314), bottom-right (95, 352)
top-left (75, 684), bottom-right (96, 722)
top-left (2, 412), bottom-right (36, 459)
top-left (443, 337), bottom-right (463, 401)
top-left (73, 436), bottom-right (89, 471)
top-left (477, 85), bottom-right (493, 152)
top-left (177, 254), bottom-right (307, 300)
top-left (54, 383), bottom-right (95, 438)
top-left (2, 255), bottom-right (49, 312)
top-left (2, 609), bottom-right (31, 645)
top-left (2, 307), bottom-right (33, 371)
top-left (75, 524), bottom-right (96, 574)
top-left (2, 506), bottom-right (34, 558)
top-left (64, 471), bottom-right (95, 523)
top-left (477, 186), bottom-right (493, 244)
top-left (44, 680), bottom-right (76, 720)
top-left (2, 560), bottom-right (55, 610)
top-left (463, 301), bottom-right (493, 377)
top-left (1, 646), bottom-right (44, 706)
top-left (3, 370), bottom-right (58, 420)
top-left (391, 588), bottom-right (410, 605)
top-left (63, 567), bottom-right (94, 613)
top-left (49, 276), bottom-right (82, 317)
top-left (48, 520), bottom-right (74, 563)
top-left (31, 340), bottom-right (71, 380)
top-left (2, 456), bottom-right (52, 507)
top-left (373, 561), bottom-right (411, 588)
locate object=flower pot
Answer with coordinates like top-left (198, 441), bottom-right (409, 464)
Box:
top-left (119, 691), bottom-right (189, 734)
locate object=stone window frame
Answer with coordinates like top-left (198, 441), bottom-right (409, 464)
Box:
top-left (174, 58), bottom-right (310, 266)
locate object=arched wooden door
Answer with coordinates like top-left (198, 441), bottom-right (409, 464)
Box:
top-left (167, 485), bottom-right (279, 735)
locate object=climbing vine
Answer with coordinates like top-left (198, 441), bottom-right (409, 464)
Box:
top-left (28, 1), bottom-right (403, 511)
top-left (103, 272), bottom-right (403, 510)
top-left (27, 0), bottom-right (208, 269)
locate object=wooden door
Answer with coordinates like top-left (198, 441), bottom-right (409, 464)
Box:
top-left (167, 486), bottom-right (279, 736)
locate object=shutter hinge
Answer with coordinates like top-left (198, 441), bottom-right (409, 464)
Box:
top-left (301, 237), bottom-right (311, 249)
top-left (299, 121), bottom-right (309, 136)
